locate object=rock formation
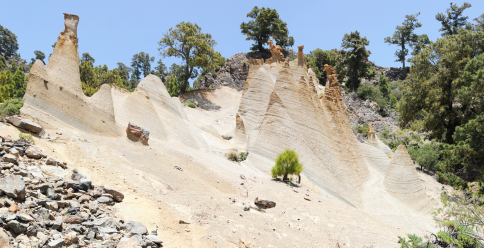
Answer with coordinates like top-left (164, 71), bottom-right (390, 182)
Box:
top-left (233, 43), bottom-right (426, 211)
top-left (126, 122), bottom-right (150, 145)
top-left (366, 124), bottom-right (393, 156)
top-left (267, 40), bottom-right (284, 62)
top-left (297, 45), bottom-right (305, 66)
top-left (20, 13), bottom-right (207, 150)
top-left (383, 145), bottom-right (431, 212)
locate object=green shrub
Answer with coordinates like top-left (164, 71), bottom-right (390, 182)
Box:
top-left (437, 172), bottom-right (447, 184)
top-left (0, 98), bottom-right (24, 117)
top-left (19, 133), bottom-right (35, 145)
top-left (184, 101), bottom-right (197, 108)
top-left (432, 192), bottom-right (484, 247)
top-left (446, 173), bottom-right (467, 190)
top-left (271, 149), bottom-right (303, 183)
top-left (407, 140), bottom-right (441, 171)
top-left (227, 151), bottom-right (238, 162)
top-left (357, 83), bottom-right (373, 99)
top-left (379, 71), bottom-right (389, 96)
top-left (390, 95), bottom-right (398, 108)
top-left (397, 234), bottom-right (435, 248)
top-left (436, 172), bottom-right (468, 190)
top-left (222, 135), bottom-right (232, 140)
top-left (239, 152), bottom-right (247, 161)
top-left (356, 123), bottom-right (369, 137)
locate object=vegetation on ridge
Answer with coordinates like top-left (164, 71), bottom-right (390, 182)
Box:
top-left (271, 149), bottom-right (303, 184)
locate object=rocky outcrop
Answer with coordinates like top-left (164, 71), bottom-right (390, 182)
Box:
top-left (383, 145), bottom-right (431, 212)
top-left (6, 116), bottom-right (43, 134)
top-left (0, 137), bottom-right (162, 247)
top-left (196, 49), bottom-right (297, 90)
top-left (126, 122), bottom-right (149, 145)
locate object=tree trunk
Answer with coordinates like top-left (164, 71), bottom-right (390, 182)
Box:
top-left (298, 174), bottom-right (301, 184)
top-left (282, 173), bottom-right (288, 182)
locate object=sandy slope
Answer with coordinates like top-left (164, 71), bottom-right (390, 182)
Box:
top-left (8, 13), bottom-right (453, 247)
top-left (4, 83), bottom-right (450, 247)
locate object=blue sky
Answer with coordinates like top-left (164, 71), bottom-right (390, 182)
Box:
top-left (1, 0), bottom-right (483, 72)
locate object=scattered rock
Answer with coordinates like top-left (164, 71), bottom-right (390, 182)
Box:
top-left (2, 154), bottom-right (18, 165)
top-left (7, 220), bottom-right (29, 234)
top-left (120, 221), bottom-right (148, 234)
top-left (47, 238), bottom-right (65, 248)
top-left (9, 204), bottom-right (20, 213)
top-left (243, 205), bottom-right (250, 211)
top-left (179, 219), bottom-right (191, 224)
top-left (64, 215), bottom-right (84, 224)
top-left (25, 146), bottom-right (46, 159)
top-left (116, 236), bottom-right (142, 248)
top-left (126, 122), bottom-right (150, 145)
top-left (0, 174), bottom-right (25, 200)
top-left (146, 235), bottom-right (163, 244)
top-left (104, 187), bottom-right (124, 202)
top-left (6, 115), bottom-right (43, 133)
top-left (254, 197), bottom-right (276, 208)
top-left (0, 228), bottom-right (10, 248)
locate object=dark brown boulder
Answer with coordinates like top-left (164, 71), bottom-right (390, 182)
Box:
top-left (126, 122), bottom-right (149, 145)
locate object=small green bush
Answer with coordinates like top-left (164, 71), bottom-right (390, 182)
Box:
top-left (436, 172), bottom-right (468, 190)
top-left (271, 149), bottom-right (303, 183)
top-left (446, 173), bottom-right (468, 190)
top-left (397, 234), bottom-right (435, 248)
top-left (239, 152), bottom-right (247, 161)
top-left (356, 123), bottom-right (369, 137)
top-left (184, 101), bottom-right (197, 108)
top-left (407, 140), bottom-right (442, 171)
top-left (19, 133), bottom-right (35, 145)
top-left (357, 84), bottom-right (373, 100)
top-left (227, 151), bottom-right (238, 161)
top-left (0, 98), bottom-right (24, 117)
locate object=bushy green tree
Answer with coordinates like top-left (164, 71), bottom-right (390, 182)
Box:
top-left (390, 95), bottom-right (398, 108)
top-left (0, 55), bottom-right (5, 70)
top-left (81, 53), bottom-right (95, 63)
top-left (0, 98), bottom-right (23, 117)
top-left (341, 31), bottom-right (370, 91)
top-left (407, 140), bottom-right (442, 171)
top-left (384, 13), bottom-right (423, 68)
top-left (475, 14), bottom-right (484, 31)
top-left (166, 76), bottom-right (181, 97)
top-left (0, 68), bottom-right (26, 102)
top-left (33, 50), bottom-right (45, 64)
top-left (379, 71), bottom-right (389, 96)
top-left (436, 2), bottom-right (473, 37)
top-left (271, 149), bottom-right (303, 183)
top-left (0, 25), bottom-right (19, 58)
top-left (410, 34), bottom-right (430, 59)
top-left (442, 54), bottom-right (484, 174)
top-left (305, 49), bottom-right (338, 85)
top-left (9, 61), bottom-right (17, 74)
top-left (158, 22), bottom-right (218, 93)
top-left (240, 6), bottom-right (292, 52)
top-left (131, 52), bottom-right (154, 81)
top-left (79, 54), bottom-right (126, 96)
top-left (116, 62), bottom-right (133, 89)
top-left (398, 30), bottom-right (484, 144)
top-left (152, 59), bottom-right (167, 81)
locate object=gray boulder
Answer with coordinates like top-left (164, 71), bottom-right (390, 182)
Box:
top-left (0, 174), bottom-right (25, 200)
top-left (7, 220), bottom-right (29, 234)
top-left (104, 187), bottom-right (124, 202)
top-left (145, 235), bottom-right (163, 244)
top-left (120, 221), bottom-right (147, 234)
top-left (2, 154), bottom-right (18, 165)
top-left (26, 146), bottom-right (46, 159)
top-left (7, 115), bottom-right (43, 133)
top-left (47, 238), bottom-right (65, 248)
